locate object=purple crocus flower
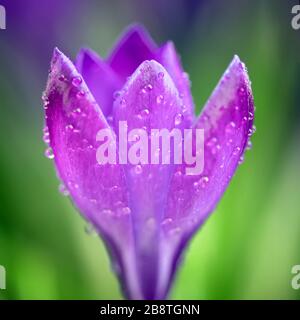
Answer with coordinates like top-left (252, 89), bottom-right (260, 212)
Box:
top-left (43, 24), bottom-right (254, 300)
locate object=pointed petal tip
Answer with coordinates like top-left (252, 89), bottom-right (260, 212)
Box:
top-left (122, 22), bottom-right (155, 41)
top-left (75, 47), bottom-right (102, 70)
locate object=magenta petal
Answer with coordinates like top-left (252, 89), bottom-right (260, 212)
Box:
top-left (113, 60), bottom-right (185, 299)
top-left (44, 48), bottom-right (143, 299)
top-left (108, 24), bottom-right (157, 81)
top-left (161, 56), bottom-right (254, 295)
top-left (158, 41), bottom-right (194, 120)
top-left (75, 48), bottom-right (122, 117)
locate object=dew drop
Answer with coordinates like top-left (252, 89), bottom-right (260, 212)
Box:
top-left (141, 108), bottom-right (150, 117)
top-left (233, 146), bottom-right (241, 156)
top-left (248, 112), bottom-right (254, 120)
top-left (76, 90), bottom-right (85, 99)
top-left (226, 138), bottom-right (233, 147)
top-left (174, 113), bottom-right (183, 126)
top-left (58, 184), bottom-right (69, 196)
top-left (146, 84), bottom-right (153, 91)
top-left (43, 126), bottom-right (49, 134)
top-left (65, 124), bottom-right (74, 131)
top-left (161, 218), bottom-right (173, 226)
top-left (174, 170), bottom-right (182, 178)
top-left (156, 95), bottom-right (164, 104)
top-left (101, 209), bottom-right (113, 215)
top-left (200, 176), bottom-right (209, 188)
top-left (43, 132), bottom-right (50, 144)
top-left (238, 155), bottom-right (244, 165)
top-left (246, 140), bottom-right (252, 150)
top-left (158, 72), bottom-right (164, 79)
top-left (85, 223), bottom-right (97, 236)
top-left (238, 87), bottom-right (246, 96)
top-left (44, 147), bottom-right (54, 159)
top-left (58, 75), bottom-right (66, 82)
top-left (113, 91), bottom-right (121, 100)
top-left (120, 98), bottom-right (126, 107)
top-left (193, 176), bottom-right (209, 192)
top-left (242, 116), bottom-right (248, 123)
top-left (134, 165), bottom-right (143, 175)
top-left (120, 207), bottom-right (131, 215)
top-left (72, 76), bottom-right (82, 87)
top-left (225, 121), bottom-right (236, 134)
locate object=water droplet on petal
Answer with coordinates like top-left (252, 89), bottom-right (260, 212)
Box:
top-left (242, 116), bottom-right (248, 123)
top-left (44, 147), bottom-right (54, 159)
top-left (43, 133), bottom-right (50, 144)
top-left (58, 184), bottom-right (69, 196)
top-left (233, 146), bottom-right (241, 156)
top-left (113, 91), bottom-right (121, 100)
top-left (101, 209), bottom-right (113, 215)
top-left (120, 207), bottom-right (131, 215)
top-left (174, 113), bottom-right (183, 126)
top-left (161, 218), bottom-right (173, 226)
top-left (200, 176), bottom-right (209, 187)
top-left (146, 84), bottom-right (153, 91)
top-left (85, 223), bottom-right (97, 236)
top-left (193, 176), bottom-right (209, 192)
top-left (174, 170), bottom-right (182, 178)
top-left (238, 86), bottom-right (246, 96)
top-left (156, 95), bottom-right (164, 104)
top-left (248, 112), bottom-right (254, 120)
top-left (134, 165), bottom-right (143, 175)
top-left (246, 140), bottom-right (252, 150)
top-left (65, 124), bottom-right (74, 131)
top-left (225, 121), bottom-right (236, 134)
top-left (238, 155), bottom-right (244, 165)
top-left (120, 98), bottom-right (126, 107)
top-left (42, 126), bottom-right (50, 143)
top-left (76, 90), bottom-right (85, 99)
top-left (58, 75), bottom-right (66, 82)
top-left (141, 108), bottom-right (150, 117)
top-left (72, 76), bottom-right (82, 87)
top-left (158, 72), bottom-right (164, 79)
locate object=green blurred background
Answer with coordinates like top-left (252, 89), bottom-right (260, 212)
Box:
top-left (0, 0), bottom-right (299, 299)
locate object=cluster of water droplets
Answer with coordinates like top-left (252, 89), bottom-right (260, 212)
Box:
top-left (206, 136), bottom-right (221, 155)
top-left (193, 176), bottom-right (210, 193)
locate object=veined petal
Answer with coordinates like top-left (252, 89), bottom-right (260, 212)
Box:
top-left (107, 24), bottom-right (157, 81)
top-left (158, 41), bottom-right (194, 120)
top-left (160, 56), bottom-right (255, 297)
top-left (75, 48), bottom-right (122, 117)
top-left (44, 48), bottom-right (141, 299)
top-left (113, 60), bottom-right (185, 299)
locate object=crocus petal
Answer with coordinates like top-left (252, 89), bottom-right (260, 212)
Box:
top-left (158, 41), bottom-right (195, 120)
top-left (75, 48), bottom-right (122, 117)
top-left (44, 48), bottom-right (142, 299)
top-left (160, 55), bottom-right (254, 297)
top-left (113, 60), bottom-right (185, 299)
top-left (108, 24), bottom-right (157, 81)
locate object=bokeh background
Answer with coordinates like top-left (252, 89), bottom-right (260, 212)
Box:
top-left (0, 0), bottom-right (300, 299)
